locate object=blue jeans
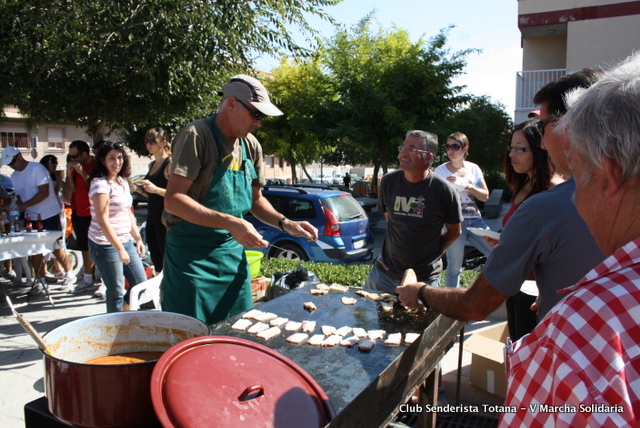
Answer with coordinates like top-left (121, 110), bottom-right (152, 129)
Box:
top-left (444, 217), bottom-right (493, 288)
top-left (89, 240), bottom-right (147, 313)
top-left (363, 263), bottom-right (440, 293)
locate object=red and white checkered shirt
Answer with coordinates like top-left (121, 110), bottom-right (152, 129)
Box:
top-left (500, 236), bottom-right (640, 428)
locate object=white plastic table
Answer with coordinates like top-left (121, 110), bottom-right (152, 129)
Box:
top-left (1, 231), bottom-right (63, 306)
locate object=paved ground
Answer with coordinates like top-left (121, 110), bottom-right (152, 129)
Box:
top-left (0, 203), bottom-right (508, 427)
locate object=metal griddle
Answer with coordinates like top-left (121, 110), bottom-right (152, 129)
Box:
top-left (211, 286), bottom-right (464, 428)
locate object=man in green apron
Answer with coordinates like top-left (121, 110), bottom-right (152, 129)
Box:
top-left (162, 75), bottom-right (318, 325)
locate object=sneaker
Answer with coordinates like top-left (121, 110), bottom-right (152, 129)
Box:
top-left (58, 274), bottom-right (77, 292)
top-left (70, 280), bottom-right (98, 294)
top-left (11, 278), bottom-right (31, 288)
top-left (93, 284), bottom-right (106, 299)
top-left (4, 271), bottom-right (16, 280)
top-left (44, 276), bottom-right (58, 284)
top-left (28, 284), bottom-right (45, 296)
top-left (54, 272), bottom-right (66, 280)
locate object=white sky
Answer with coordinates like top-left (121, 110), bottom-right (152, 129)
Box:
top-left (253, 0), bottom-right (523, 120)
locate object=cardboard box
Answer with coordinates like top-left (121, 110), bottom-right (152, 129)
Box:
top-left (251, 276), bottom-right (270, 303)
top-left (463, 321), bottom-right (508, 398)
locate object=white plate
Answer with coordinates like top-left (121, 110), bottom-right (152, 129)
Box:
top-left (467, 227), bottom-right (500, 240)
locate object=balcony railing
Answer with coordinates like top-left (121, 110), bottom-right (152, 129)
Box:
top-left (516, 69), bottom-right (567, 112)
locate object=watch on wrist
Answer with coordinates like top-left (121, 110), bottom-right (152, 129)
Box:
top-left (418, 284), bottom-right (430, 309)
top-left (278, 217), bottom-right (287, 232)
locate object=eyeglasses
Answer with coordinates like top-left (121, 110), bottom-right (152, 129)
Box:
top-left (397, 145), bottom-right (428, 154)
top-left (446, 143), bottom-right (463, 151)
top-left (537, 117), bottom-right (559, 136)
top-left (144, 139), bottom-right (157, 145)
top-left (8, 155), bottom-right (18, 166)
top-left (69, 153), bottom-right (81, 160)
top-left (104, 141), bottom-right (124, 149)
top-left (506, 145), bottom-right (532, 154)
top-left (237, 99), bottom-right (267, 121)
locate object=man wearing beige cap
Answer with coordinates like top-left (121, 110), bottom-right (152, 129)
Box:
top-left (162, 74), bottom-right (318, 324)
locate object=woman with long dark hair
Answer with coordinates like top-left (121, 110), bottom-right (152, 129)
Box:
top-left (88, 142), bottom-right (147, 312)
top-left (500, 120), bottom-right (563, 340)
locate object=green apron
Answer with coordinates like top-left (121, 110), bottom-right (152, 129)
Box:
top-left (162, 115), bottom-right (257, 325)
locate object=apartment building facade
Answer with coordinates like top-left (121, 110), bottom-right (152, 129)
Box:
top-left (515, 0), bottom-right (640, 123)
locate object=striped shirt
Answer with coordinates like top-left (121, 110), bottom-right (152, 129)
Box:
top-left (88, 176), bottom-right (133, 245)
top-left (500, 236), bottom-right (640, 427)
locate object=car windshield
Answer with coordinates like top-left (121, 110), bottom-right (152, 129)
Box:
top-left (321, 195), bottom-right (366, 221)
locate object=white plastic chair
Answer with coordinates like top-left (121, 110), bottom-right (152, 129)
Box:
top-left (128, 272), bottom-right (163, 311)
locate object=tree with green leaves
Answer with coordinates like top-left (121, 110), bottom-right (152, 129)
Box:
top-left (0, 0), bottom-right (339, 145)
top-left (323, 17), bottom-right (473, 184)
top-left (258, 56), bottom-right (337, 183)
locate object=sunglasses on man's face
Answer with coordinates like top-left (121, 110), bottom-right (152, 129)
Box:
top-left (8, 155), bottom-right (18, 166)
top-left (69, 153), bottom-right (81, 159)
top-left (237, 99), bottom-right (267, 121)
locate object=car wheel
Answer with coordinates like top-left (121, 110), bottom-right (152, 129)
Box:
top-left (271, 243), bottom-right (309, 261)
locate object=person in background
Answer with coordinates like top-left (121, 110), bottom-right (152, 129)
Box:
top-left (496, 121), bottom-right (562, 339)
top-left (342, 172), bottom-right (351, 188)
top-left (131, 126), bottom-right (171, 276)
top-left (434, 132), bottom-right (492, 289)
top-left (88, 141), bottom-right (147, 312)
top-left (163, 74), bottom-right (318, 325)
top-left (500, 50), bottom-right (640, 428)
top-left (1, 147), bottom-right (75, 293)
top-left (364, 130), bottom-right (462, 293)
top-left (40, 155), bottom-right (68, 283)
top-left (396, 69), bottom-right (604, 335)
top-left (66, 140), bottom-right (99, 294)
top-left (1, 174), bottom-right (17, 283)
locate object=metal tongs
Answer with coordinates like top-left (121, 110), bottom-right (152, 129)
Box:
top-left (5, 295), bottom-right (53, 356)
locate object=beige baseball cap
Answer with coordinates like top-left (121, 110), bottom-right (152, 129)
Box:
top-left (219, 74), bottom-right (283, 117)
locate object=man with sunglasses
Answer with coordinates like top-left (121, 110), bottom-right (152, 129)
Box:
top-left (163, 74), bottom-right (318, 325)
top-left (1, 146), bottom-right (76, 293)
top-left (398, 70), bottom-right (604, 333)
top-left (65, 140), bottom-right (98, 293)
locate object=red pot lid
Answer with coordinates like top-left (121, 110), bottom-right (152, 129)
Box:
top-left (150, 336), bottom-right (336, 428)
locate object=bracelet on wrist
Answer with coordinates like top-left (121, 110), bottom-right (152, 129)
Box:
top-left (278, 217), bottom-right (287, 232)
top-left (418, 284), bottom-right (430, 309)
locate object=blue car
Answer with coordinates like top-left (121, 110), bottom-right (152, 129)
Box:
top-left (245, 186), bottom-right (374, 263)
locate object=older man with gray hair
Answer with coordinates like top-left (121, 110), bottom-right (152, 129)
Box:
top-left (500, 52), bottom-right (640, 427)
top-left (363, 130), bottom-right (462, 293)
top-left (162, 74), bottom-right (318, 325)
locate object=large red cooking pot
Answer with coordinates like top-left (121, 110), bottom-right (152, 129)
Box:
top-left (42, 311), bottom-right (209, 428)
